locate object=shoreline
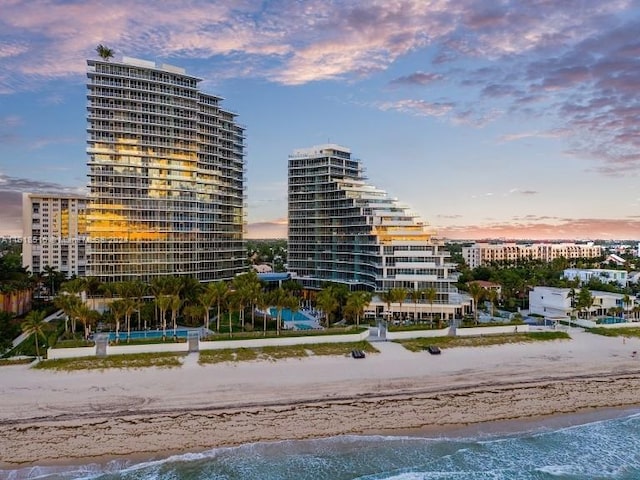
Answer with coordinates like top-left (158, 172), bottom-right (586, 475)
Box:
top-left (2, 372), bottom-right (640, 468)
top-left (3, 331), bottom-right (640, 469)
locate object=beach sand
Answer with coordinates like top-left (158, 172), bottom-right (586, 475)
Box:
top-left (1, 329), bottom-right (640, 467)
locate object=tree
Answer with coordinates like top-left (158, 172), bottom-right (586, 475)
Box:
top-left (424, 287), bottom-right (437, 326)
top-left (622, 294), bottom-right (631, 320)
top-left (109, 299), bottom-right (127, 343)
top-left (380, 289), bottom-right (395, 323)
top-left (209, 281), bottom-right (229, 332)
top-left (198, 284), bottom-right (218, 331)
top-left (83, 277), bottom-right (102, 311)
top-left (315, 287), bottom-right (339, 328)
top-left (409, 289), bottom-right (425, 323)
top-left (255, 290), bottom-right (270, 336)
top-left (96, 44), bottom-right (114, 61)
top-left (269, 288), bottom-right (290, 335)
top-left (467, 282), bottom-right (485, 325)
top-left (156, 294), bottom-right (172, 339)
top-left (394, 287), bottom-right (408, 320)
top-left (576, 287), bottom-right (594, 320)
top-left (345, 291), bottom-right (372, 327)
top-left (169, 294), bottom-right (182, 338)
top-left (22, 310), bottom-right (47, 359)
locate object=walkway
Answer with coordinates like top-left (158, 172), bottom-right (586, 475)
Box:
top-left (11, 309), bottom-right (64, 349)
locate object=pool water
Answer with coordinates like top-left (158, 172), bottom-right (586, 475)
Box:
top-left (107, 329), bottom-right (191, 341)
top-left (598, 316), bottom-right (626, 324)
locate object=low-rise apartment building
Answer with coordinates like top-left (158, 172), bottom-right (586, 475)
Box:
top-left (462, 242), bottom-right (603, 268)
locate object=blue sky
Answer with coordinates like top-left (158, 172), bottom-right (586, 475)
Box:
top-left (1, 0), bottom-right (640, 240)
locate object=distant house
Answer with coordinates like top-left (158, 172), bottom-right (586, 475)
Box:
top-left (529, 286), bottom-right (638, 320)
top-left (467, 280), bottom-right (502, 298)
top-left (252, 264), bottom-right (273, 274)
top-left (602, 254), bottom-right (627, 267)
top-left (563, 268), bottom-right (628, 287)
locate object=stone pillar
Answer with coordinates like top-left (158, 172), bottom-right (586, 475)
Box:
top-left (94, 333), bottom-right (109, 358)
top-left (188, 331), bottom-right (199, 353)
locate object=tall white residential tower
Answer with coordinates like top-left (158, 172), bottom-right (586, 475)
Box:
top-left (86, 56), bottom-right (245, 282)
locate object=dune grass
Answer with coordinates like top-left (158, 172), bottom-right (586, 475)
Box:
top-left (198, 341), bottom-right (378, 365)
top-left (585, 327), bottom-right (640, 338)
top-left (34, 351), bottom-right (186, 371)
top-left (396, 331), bottom-right (570, 352)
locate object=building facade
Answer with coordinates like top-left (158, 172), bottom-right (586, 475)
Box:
top-left (22, 193), bottom-right (88, 277)
top-left (86, 56), bottom-right (245, 282)
top-left (462, 242), bottom-right (603, 268)
top-left (529, 286), bottom-right (638, 320)
top-left (563, 268), bottom-right (628, 287)
top-left (287, 144), bottom-right (470, 319)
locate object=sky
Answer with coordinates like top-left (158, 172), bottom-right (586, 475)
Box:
top-left (1, 0), bottom-right (640, 241)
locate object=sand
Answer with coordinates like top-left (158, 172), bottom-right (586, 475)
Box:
top-left (1, 328), bottom-right (640, 467)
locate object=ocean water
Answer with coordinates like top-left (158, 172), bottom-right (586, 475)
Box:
top-left (4, 411), bottom-right (640, 480)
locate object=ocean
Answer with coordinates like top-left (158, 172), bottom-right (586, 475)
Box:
top-left (4, 410), bottom-right (640, 480)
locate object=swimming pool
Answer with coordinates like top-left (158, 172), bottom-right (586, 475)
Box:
top-left (107, 329), bottom-right (191, 341)
top-left (598, 316), bottom-right (626, 325)
top-left (269, 308), bottom-right (314, 322)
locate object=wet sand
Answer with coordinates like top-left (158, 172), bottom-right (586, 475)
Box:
top-left (1, 329), bottom-right (640, 467)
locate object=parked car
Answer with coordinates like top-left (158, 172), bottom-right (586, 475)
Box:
top-left (425, 345), bottom-right (441, 355)
top-left (351, 349), bottom-right (366, 359)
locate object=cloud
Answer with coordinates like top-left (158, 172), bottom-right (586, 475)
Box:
top-left (1, 0), bottom-right (638, 173)
top-left (246, 220), bottom-right (287, 239)
top-left (508, 188), bottom-right (538, 195)
top-left (438, 217), bottom-right (640, 241)
top-left (389, 72), bottom-right (442, 87)
top-left (0, 191), bottom-right (23, 237)
top-left (0, 173), bottom-right (86, 195)
top-left (378, 99), bottom-right (454, 117)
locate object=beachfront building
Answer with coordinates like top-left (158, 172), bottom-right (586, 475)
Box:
top-left (563, 268), bottom-right (629, 287)
top-left (287, 144), bottom-right (471, 321)
top-left (21, 193), bottom-right (88, 277)
top-left (86, 56), bottom-right (246, 283)
top-left (529, 286), bottom-right (639, 320)
top-left (462, 242), bottom-right (603, 268)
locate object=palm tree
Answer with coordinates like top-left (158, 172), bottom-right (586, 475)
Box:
top-left (96, 44), bottom-right (114, 61)
top-left (42, 265), bottom-right (58, 297)
top-left (315, 287), bottom-right (338, 328)
top-left (255, 290), bottom-right (270, 336)
top-left (22, 310), bottom-right (47, 359)
top-left (156, 294), bottom-right (172, 339)
top-left (123, 297), bottom-right (137, 341)
top-left (467, 282), bottom-right (484, 325)
top-left (83, 277), bottom-right (102, 311)
top-left (198, 284), bottom-right (217, 331)
top-left (394, 287), bottom-right (408, 321)
top-left (380, 289), bottom-right (395, 324)
top-left (109, 299), bottom-right (127, 343)
top-left (409, 289), bottom-right (424, 323)
top-left (129, 280), bottom-right (148, 330)
top-left (424, 287), bottom-right (437, 327)
top-left (73, 303), bottom-right (94, 340)
top-left (53, 293), bottom-right (81, 333)
top-left (207, 281), bottom-right (228, 333)
top-left (622, 294), bottom-right (631, 320)
top-left (269, 287), bottom-right (290, 335)
top-left (345, 291), bottom-right (372, 327)
top-left (169, 294), bottom-right (182, 338)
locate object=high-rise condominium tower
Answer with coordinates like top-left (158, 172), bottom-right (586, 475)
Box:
top-left (288, 144), bottom-right (460, 305)
top-left (86, 56), bottom-right (245, 283)
top-left (22, 193), bottom-right (88, 277)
